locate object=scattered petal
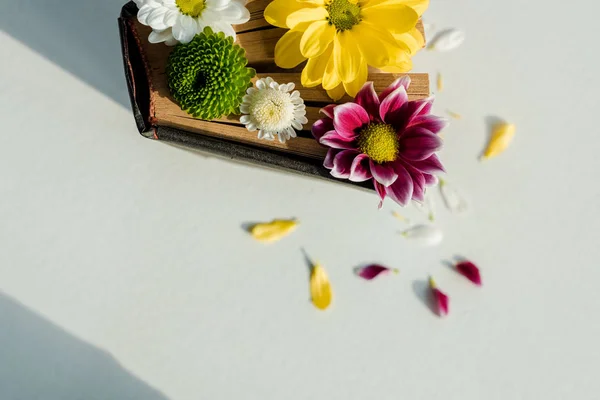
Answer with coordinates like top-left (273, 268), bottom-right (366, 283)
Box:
top-left (456, 260), bottom-right (482, 286)
top-left (429, 277), bottom-right (449, 317)
top-left (392, 211), bottom-right (411, 224)
top-left (401, 224), bottom-right (443, 246)
top-left (249, 219), bottom-right (298, 242)
top-left (436, 72), bottom-right (443, 92)
top-left (446, 109), bottom-right (462, 119)
top-left (439, 178), bottom-right (469, 214)
top-left (422, 22), bottom-right (435, 42)
top-left (415, 193), bottom-right (436, 221)
top-left (429, 28), bottom-right (466, 52)
top-left (481, 122), bottom-right (516, 160)
top-left (356, 264), bottom-right (399, 280)
top-left (310, 262), bottom-right (332, 310)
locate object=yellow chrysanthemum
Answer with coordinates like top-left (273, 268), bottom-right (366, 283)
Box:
top-left (264, 0), bottom-right (428, 100)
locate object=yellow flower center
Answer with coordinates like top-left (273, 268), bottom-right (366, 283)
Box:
top-left (358, 123), bottom-right (399, 163)
top-left (326, 0), bottom-right (361, 31)
top-left (176, 0), bottom-right (205, 17)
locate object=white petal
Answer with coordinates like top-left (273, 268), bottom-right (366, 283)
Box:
top-left (164, 36), bottom-right (178, 46)
top-left (216, 1), bottom-right (250, 23)
top-left (439, 180), bottom-right (469, 214)
top-left (255, 79), bottom-right (266, 90)
top-left (148, 28), bottom-right (173, 43)
top-left (146, 6), bottom-right (168, 29)
top-left (172, 15), bottom-right (198, 43)
top-left (291, 120), bottom-right (303, 130)
top-left (239, 104), bottom-right (250, 113)
top-left (401, 225), bottom-right (443, 246)
top-left (164, 9), bottom-right (180, 26)
top-left (429, 28), bottom-right (466, 52)
top-left (240, 115), bottom-right (251, 124)
top-left (209, 21), bottom-right (236, 39)
top-left (206, 0), bottom-right (231, 11)
top-left (137, 4), bottom-right (159, 25)
top-left (296, 115), bottom-right (308, 124)
top-left (247, 123), bottom-right (257, 131)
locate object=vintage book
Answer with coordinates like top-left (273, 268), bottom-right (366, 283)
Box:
top-left (118, 1), bottom-right (429, 189)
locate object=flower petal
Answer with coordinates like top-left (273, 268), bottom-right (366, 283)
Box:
top-left (439, 178), bottom-right (469, 214)
top-left (342, 61), bottom-right (368, 98)
top-left (408, 115), bottom-right (449, 134)
top-left (301, 44), bottom-right (332, 87)
top-left (275, 29), bottom-right (308, 68)
top-left (300, 20), bottom-right (336, 58)
top-left (323, 149), bottom-right (338, 169)
top-left (402, 162), bottom-right (425, 202)
top-left (361, 4), bottom-right (418, 34)
top-left (353, 21), bottom-right (401, 68)
top-left (410, 154), bottom-right (446, 174)
top-left (402, 224), bottom-right (443, 246)
top-left (456, 261), bottom-right (482, 286)
top-left (429, 277), bottom-right (449, 317)
top-left (311, 262), bottom-right (333, 310)
top-left (370, 161), bottom-right (398, 187)
top-left (355, 82), bottom-right (381, 121)
top-left (379, 85), bottom-right (408, 124)
top-left (331, 150), bottom-right (360, 179)
top-left (334, 30), bottom-right (362, 83)
top-left (264, 0), bottom-right (309, 28)
top-left (481, 122), bottom-right (516, 160)
top-left (326, 83), bottom-right (346, 101)
top-left (249, 219), bottom-right (298, 242)
top-left (387, 163), bottom-right (413, 205)
top-left (320, 104), bottom-right (337, 119)
top-left (286, 7), bottom-right (328, 30)
top-left (423, 173), bottom-right (438, 185)
top-left (320, 131), bottom-right (357, 149)
top-left (311, 117), bottom-right (334, 141)
top-left (429, 28), bottom-right (466, 52)
top-left (374, 181), bottom-right (387, 209)
top-left (349, 154), bottom-right (372, 182)
top-left (399, 127), bottom-right (443, 161)
top-left (333, 103), bottom-right (369, 139)
top-left (356, 264), bottom-right (399, 280)
top-left (378, 75), bottom-right (411, 102)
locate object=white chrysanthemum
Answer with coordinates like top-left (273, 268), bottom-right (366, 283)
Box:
top-left (240, 78), bottom-right (308, 143)
top-left (136, 0), bottom-right (250, 46)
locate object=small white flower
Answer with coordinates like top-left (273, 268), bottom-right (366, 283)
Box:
top-left (136, 0), bottom-right (250, 46)
top-left (240, 77), bottom-right (308, 143)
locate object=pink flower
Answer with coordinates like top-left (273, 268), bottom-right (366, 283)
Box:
top-left (429, 277), bottom-right (449, 317)
top-left (456, 260), bottom-right (482, 286)
top-left (312, 77), bottom-right (447, 207)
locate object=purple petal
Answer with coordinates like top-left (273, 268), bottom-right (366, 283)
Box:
top-left (320, 104), bottom-right (337, 119)
top-left (356, 264), bottom-right (397, 280)
top-left (399, 127), bottom-right (443, 161)
top-left (312, 118), bottom-right (334, 141)
top-left (373, 180), bottom-right (387, 209)
top-left (400, 162), bottom-right (425, 202)
top-left (355, 82), bottom-right (380, 121)
top-left (331, 150), bottom-right (360, 179)
top-left (349, 154), bottom-right (372, 182)
top-left (410, 154), bottom-right (446, 174)
top-left (370, 161), bottom-right (398, 187)
top-left (423, 173), bottom-right (438, 185)
top-left (408, 115), bottom-right (449, 134)
top-left (456, 261), bottom-right (482, 286)
top-left (333, 103), bottom-right (369, 139)
top-left (323, 149), bottom-right (338, 169)
top-left (320, 131), bottom-right (357, 150)
top-left (379, 86), bottom-right (408, 124)
top-left (378, 76), bottom-right (411, 102)
top-left (386, 164), bottom-right (413, 206)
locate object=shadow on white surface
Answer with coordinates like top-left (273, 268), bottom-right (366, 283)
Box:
top-left (0, 293), bottom-right (169, 400)
top-left (0, 0), bottom-right (131, 108)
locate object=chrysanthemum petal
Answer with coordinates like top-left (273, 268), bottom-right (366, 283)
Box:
top-left (408, 115), bottom-right (449, 134)
top-left (399, 127), bottom-right (442, 161)
top-left (370, 161), bottom-right (398, 187)
top-left (402, 162), bottom-right (425, 201)
top-left (250, 219), bottom-right (298, 242)
top-left (356, 264), bottom-right (398, 280)
top-left (300, 20), bottom-right (336, 58)
top-left (429, 277), bottom-right (449, 317)
top-left (482, 122), bottom-right (515, 160)
top-left (320, 131), bottom-right (356, 149)
top-left (275, 29), bottom-right (307, 68)
top-left (324, 149), bottom-right (338, 169)
top-left (393, 27), bottom-right (425, 55)
top-left (333, 103), bottom-right (369, 139)
top-left (361, 4), bottom-right (418, 34)
top-left (311, 262), bottom-right (332, 311)
top-left (264, 0), bottom-right (310, 28)
top-left (379, 75), bottom-right (411, 101)
top-left (172, 15), bottom-right (198, 43)
top-left (387, 163), bottom-right (413, 205)
top-left (379, 86), bottom-right (409, 124)
top-left (374, 181), bottom-right (387, 208)
top-left (320, 104), bottom-right (336, 119)
top-left (334, 30), bottom-right (362, 83)
top-left (326, 84), bottom-right (346, 101)
top-left (410, 154), bottom-right (446, 174)
top-left (331, 150), bottom-right (360, 179)
top-left (456, 261), bottom-right (482, 286)
top-left (342, 61), bottom-right (368, 98)
top-left (402, 225), bottom-right (443, 246)
top-left (286, 7), bottom-right (328, 30)
top-left (312, 117), bottom-right (334, 141)
top-left (349, 154), bottom-right (373, 182)
top-left (355, 82), bottom-right (381, 121)
top-left (301, 45), bottom-right (332, 87)
top-left (353, 22), bottom-right (401, 68)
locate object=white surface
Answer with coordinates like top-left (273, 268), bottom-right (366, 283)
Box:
top-left (1, 1), bottom-right (600, 399)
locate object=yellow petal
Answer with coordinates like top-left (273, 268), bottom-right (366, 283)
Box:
top-left (264, 0), bottom-right (309, 29)
top-left (353, 22), bottom-right (402, 68)
top-left (275, 29), bottom-right (308, 69)
top-left (334, 31), bottom-right (362, 83)
top-left (361, 0), bottom-right (430, 16)
top-left (446, 109), bottom-right (462, 119)
top-left (342, 61), bottom-right (368, 97)
top-left (437, 72), bottom-right (443, 92)
top-left (482, 122), bottom-right (516, 160)
top-left (361, 4), bottom-right (418, 35)
top-left (249, 219), bottom-right (298, 242)
top-left (322, 52), bottom-right (341, 90)
top-left (393, 27), bottom-right (425, 55)
top-left (286, 7), bottom-right (328, 30)
top-left (300, 20), bottom-right (336, 58)
top-left (326, 83), bottom-right (346, 101)
top-left (301, 44), bottom-right (333, 87)
top-left (310, 262), bottom-right (332, 310)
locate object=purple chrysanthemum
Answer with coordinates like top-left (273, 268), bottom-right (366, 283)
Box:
top-left (312, 76), bottom-right (448, 207)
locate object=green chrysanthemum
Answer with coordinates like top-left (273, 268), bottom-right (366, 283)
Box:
top-left (167, 27), bottom-right (255, 120)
